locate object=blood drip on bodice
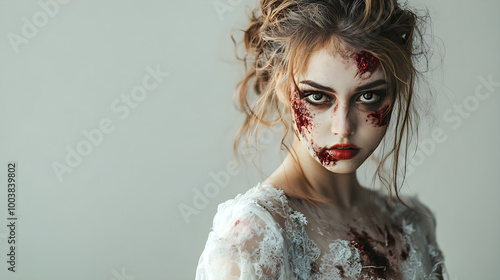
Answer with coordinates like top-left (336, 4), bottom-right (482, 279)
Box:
top-left (349, 228), bottom-right (394, 279)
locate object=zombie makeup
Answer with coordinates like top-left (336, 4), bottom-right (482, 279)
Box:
top-left (367, 104), bottom-right (392, 127)
top-left (291, 89), bottom-right (362, 167)
top-left (314, 147), bottom-right (339, 166)
top-left (355, 51), bottom-right (380, 77)
top-left (354, 51), bottom-right (391, 127)
top-left (291, 92), bottom-right (314, 136)
top-left (288, 47), bottom-right (390, 173)
top-left (313, 144), bottom-right (360, 166)
top-left (291, 91), bottom-right (341, 166)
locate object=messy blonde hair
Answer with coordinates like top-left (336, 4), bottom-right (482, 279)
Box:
top-left (233, 0), bottom-right (431, 205)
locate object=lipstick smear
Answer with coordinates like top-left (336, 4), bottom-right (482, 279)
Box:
top-left (368, 104), bottom-right (391, 127)
top-left (291, 95), bottom-right (313, 135)
top-left (314, 147), bottom-right (359, 164)
top-left (355, 51), bottom-right (380, 76)
top-left (314, 148), bottom-right (338, 166)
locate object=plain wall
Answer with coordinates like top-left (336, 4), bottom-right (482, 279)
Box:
top-left (0, 0), bottom-right (498, 279)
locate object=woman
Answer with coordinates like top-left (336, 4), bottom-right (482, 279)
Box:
top-left (196, 0), bottom-right (446, 279)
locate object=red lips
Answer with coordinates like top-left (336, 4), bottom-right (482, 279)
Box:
top-left (330, 143), bottom-right (359, 150)
top-left (316, 143), bottom-right (360, 164)
top-left (328, 148), bottom-right (359, 160)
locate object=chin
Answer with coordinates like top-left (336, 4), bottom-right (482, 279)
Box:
top-left (318, 160), bottom-right (361, 174)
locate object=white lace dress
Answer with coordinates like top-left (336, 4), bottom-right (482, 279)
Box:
top-left (196, 184), bottom-right (447, 279)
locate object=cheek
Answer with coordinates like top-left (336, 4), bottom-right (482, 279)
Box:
top-left (291, 94), bottom-right (314, 136)
top-left (359, 112), bottom-right (388, 153)
top-left (291, 96), bottom-right (326, 152)
top-left (366, 104), bottom-right (391, 127)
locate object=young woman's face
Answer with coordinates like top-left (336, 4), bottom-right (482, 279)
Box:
top-left (290, 46), bottom-right (392, 173)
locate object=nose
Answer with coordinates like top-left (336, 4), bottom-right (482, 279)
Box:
top-left (331, 103), bottom-right (355, 138)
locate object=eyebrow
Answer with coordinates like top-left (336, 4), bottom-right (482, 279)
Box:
top-left (299, 79), bottom-right (386, 92)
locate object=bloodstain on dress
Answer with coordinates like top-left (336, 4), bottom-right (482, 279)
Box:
top-left (349, 228), bottom-right (395, 279)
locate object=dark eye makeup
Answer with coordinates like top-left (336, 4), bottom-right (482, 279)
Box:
top-left (301, 91), bottom-right (332, 105)
top-left (299, 89), bottom-right (388, 109)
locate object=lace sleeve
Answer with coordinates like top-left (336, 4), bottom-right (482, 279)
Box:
top-left (407, 197), bottom-right (449, 280)
top-left (196, 196), bottom-right (290, 280)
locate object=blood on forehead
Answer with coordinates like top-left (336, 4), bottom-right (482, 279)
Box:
top-left (354, 51), bottom-right (380, 76)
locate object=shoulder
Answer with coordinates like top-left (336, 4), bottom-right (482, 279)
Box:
top-left (197, 184), bottom-right (292, 279)
top-left (398, 195), bottom-right (437, 225)
top-left (388, 194), bottom-right (439, 242)
top-left (210, 184), bottom-right (289, 240)
top-left (369, 190), bottom-right (437, 238)
top-left (388, 196), bottom-right (448, 278)
top-left (372, 192), bottom-right (447, 276)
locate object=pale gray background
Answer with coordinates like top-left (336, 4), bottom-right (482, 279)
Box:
top-left (0, 0), bottom-right (498, 279)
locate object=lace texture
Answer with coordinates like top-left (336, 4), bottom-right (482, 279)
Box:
top-left (196, 184), bottom-right (447, 280)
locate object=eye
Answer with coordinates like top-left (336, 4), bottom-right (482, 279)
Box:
top-left (358, 91), bottom-right (381, 103)
top-left (304, 92), bottom-right (330, 104)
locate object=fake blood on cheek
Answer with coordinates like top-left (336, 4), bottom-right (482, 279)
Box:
top-left (367, 104), bottom-right (391, 127)
top-left (290, 95), bottom-right (337, 165)
top-left (291, 95), bottom-right (313, 135)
